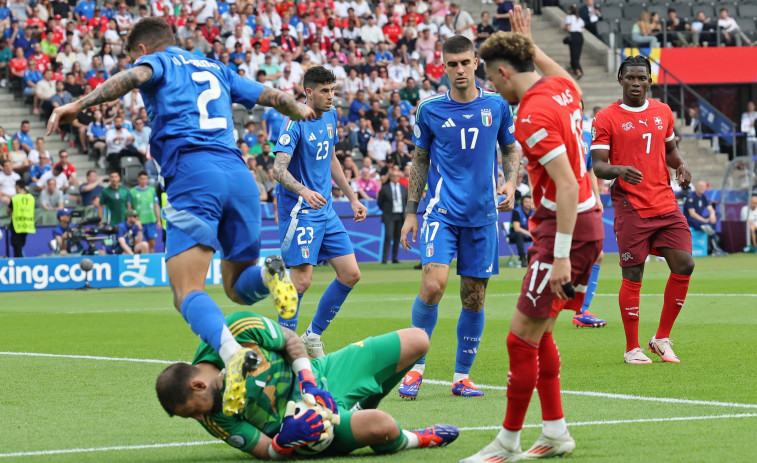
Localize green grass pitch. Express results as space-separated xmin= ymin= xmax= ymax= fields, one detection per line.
xmin=1 ymin=254 xmax=756 ymax=462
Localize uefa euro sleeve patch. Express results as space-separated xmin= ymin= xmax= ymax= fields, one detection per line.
xmin=526 ymin=128 xmax=548 ymax=148
xmin=279 ymin=134 xmax=291 ymax=145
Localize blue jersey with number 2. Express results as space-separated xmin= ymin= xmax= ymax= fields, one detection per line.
xmin=136 ymin=46 xmax=265 ymax=181
xmin=274 ymin=108 xmax=339 ymax=221
xmin=412 ymin=88 xmax=515 ymax=227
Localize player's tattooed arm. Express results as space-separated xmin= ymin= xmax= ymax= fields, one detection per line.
xmin=460 ymin=276 xmax=489 ymax=312
xmin=500 ymin=143 xmax=519 ymax=185
xmin=405 ymin=146 xmax=430 ymax=215
xmin=272 ymin=152 xmax=305 ymax=195
xmin=282 ymin=327 xmax=309 ymax=364
xmin=77 ymin=65 xmax=154 ymax=110
xmin=257 ymin=87 xmax=315 ymax=121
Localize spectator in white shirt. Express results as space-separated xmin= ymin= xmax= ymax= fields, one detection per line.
xmin=717 ymin=8 xmax=751 ymax=46
xmin=742 ymin=101 xmax=757 ymax=157
xmin=225 ymin=25 xmax=249 ymax=52
xmin=0 ymin=159 xmax=20 ymax=204
xmin=105 ymin=116 xmax=134 ymax=172
xmin=741 ymin=195 xmax=757 ymax=251
xmin=36 ymin=164 xmax=68 ymax=192
xmin=27 ymin=138 xmax=50 ymax=165
xmin=353 ymin=0 xmax=372 ymax=18
xmin=239 ymin=51 xmax=258 ymax=77
xmin=114 ymin=3 xmax=134 ymax=36
xmin=122 ymin=88 xmax=144 ymax=120
xmin=449 ymin=3 xmax=475 ymax=42
xmin=39 ymin=178 xmax=64 ymax=210
xmin=275 ymin=66 xmax=298 ymax=93
xmin=343 ymin=68 xmax=363 ymax=101
xmin=132 ymin=118 xmax=151 ymax=159
xmin=192 ymin=0 xmax=218 ymax=24
xmin=361 ymin=16 xmax=385 ymax=45
xmin=367 ymin=126 xmax=392 ymax=168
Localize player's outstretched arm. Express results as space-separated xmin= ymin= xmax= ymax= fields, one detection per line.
xmin=664 ymin=139 xmax=691 ymax=188
xmin=47 ymin=65 xmax=154 ymax=135
xmin=273 ymin=152 xmax=327 ymax=209
xmin=509 ymin=5 xmax=582 ymax=99
xmin=257 ymin=87 xmax=315 ymax=122
xmin=497 ymin=142 xmax=520 ymax=212
xmin=400 ymin=146 xmax=430 ymax=251
xmin=330 ymin=153 xmax=367 ymax=222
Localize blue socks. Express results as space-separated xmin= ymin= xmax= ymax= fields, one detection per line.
xmin=410 ymin=296 xmax=439 ymax=365
xmin=581 ymin=264 xmax=601 ymax=314
xmin=306 ymin=279 xmax=353 ymax=336
xmin=233 ymin=265 xmax=270 ymax=305
xmin=181 ymin=291 xmax=228 ymax=352
xmin=455 ymin=307 xmax=485 ymax=374
xmin=279 ymin=292 xmax=304 ymax=331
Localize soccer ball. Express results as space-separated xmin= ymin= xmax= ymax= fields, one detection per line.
xmin=291 ymin=401 xmax=336 ymax=455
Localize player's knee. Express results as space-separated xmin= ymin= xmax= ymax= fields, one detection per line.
xmin=595 ymin=250 xmax=604 ymax=265
xmin=339 ymin=267 xmax=361 ymax=287
xmin=403 ymin=327 xmax=430 ymax=357
xmin=223 ymin=283 xmax=245 ymax=305
xmin=420 ymin=280 xmax=446 ymax=302
xmin=360 ymin=410 xmax=400 ymax=442
xmin=622 ymin=266 xmax=643 ymax=282
xmin=673 ymin=256 xmax=695 ymax=276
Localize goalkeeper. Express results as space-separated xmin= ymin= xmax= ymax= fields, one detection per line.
xmin=156 ymin=311 xmax=458 ymax=459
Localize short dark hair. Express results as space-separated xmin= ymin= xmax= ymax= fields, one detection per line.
xmin=479 ymin=31 xmax=536 ymax=73
xmin=21 ymin=120 xmax=29 ymax=125
xmin=303 ymin=65 xmax=337 ymax=91
xmin=108 ymin=170 xmax=121 ymax=177
xmin=442 ymin=35 xmax=475 ymax=56
xmin=86 ymin=169 xmax=96 ymax=176
xmin=137 ymin=170 xmax=148 ymax=177
xmin=156 ymin=363 xmax=197 ymax=417
xmin=125 ymin=17 xmax=175 ymax=54
xmin=617 ymin=55 xmax=651 ymax=81
xmin=53 ymin=164 xmax=64 ymax=175
xmin=16 ymin=179 xmax=26 ymax=189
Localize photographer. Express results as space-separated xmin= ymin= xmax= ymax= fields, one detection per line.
xmin=106 ymin=209 xmax=148 ymax=255
xmin=52 ymin=208 xmax=85 ymax=255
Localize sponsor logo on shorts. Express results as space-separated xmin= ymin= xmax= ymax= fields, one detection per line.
xmin=301 ymin=246 xmax=310 ymax=258
xmin=425 ymin=242 xmax=434 ymax=257
xmin=622 ymin=122 xmax=635 ymax=131
xmin=621 ymin=252 xmax=633 ymax=261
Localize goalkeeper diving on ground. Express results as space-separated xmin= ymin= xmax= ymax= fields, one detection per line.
xmin=156 ymin=311 xmax=458 ymax=459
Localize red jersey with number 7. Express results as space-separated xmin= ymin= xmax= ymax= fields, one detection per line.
xmin=591 ymin=99 xmax=677 ymax=218
xmin=515 ymin=76 xmax=596 ymax=215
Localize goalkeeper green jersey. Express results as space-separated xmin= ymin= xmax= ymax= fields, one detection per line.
xmin=129 ymin=186 xmax=158 ymax=224
xmin=192 ymin=311 xmax=301 ymax=452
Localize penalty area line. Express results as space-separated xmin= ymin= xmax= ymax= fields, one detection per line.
xmin=3 ymin=414 xmax=756 ymax=458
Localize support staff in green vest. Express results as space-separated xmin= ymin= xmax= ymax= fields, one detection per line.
xmin=129 ymin=170 xmax=161 ymax=253
xmin=99 ymin=171 xmax=129 ymax=226
xmin=7 ymin=179 xmax=35 ymax=257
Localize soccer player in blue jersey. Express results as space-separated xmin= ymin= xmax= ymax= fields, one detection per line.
xmin=46 ymin=17 xmax=315 ymax=416
xmin=398 ymin=36 xmax=520 ymax=399
xmin=272 ymin=66 xmax=368 ymax=358
xmin=572 ymin=108 xmax=608 ymax=328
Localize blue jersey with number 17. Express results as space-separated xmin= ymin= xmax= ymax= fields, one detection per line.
xmin=136 ymin=46 xmax=265 ymax=181
xmin=274 ymin=108 xmax=339 ymax=221
xmin=413 ymin=88 xmax=515 ymax=227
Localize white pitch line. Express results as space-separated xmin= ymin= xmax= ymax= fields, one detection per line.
xmin=457 ymin=413 xmax=757 ymax=432
xmin=3 ymin=414 xmax=756 ymax=458
xmin=3 ymin=352 xmax=757 ymax=409
xmin=0 ymin=440 xmax=221 ymax=458
xmin=421 ymin=379 xmax=757 ymax=409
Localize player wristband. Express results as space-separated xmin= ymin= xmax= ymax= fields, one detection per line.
xmin=268 ymin=440 xmax=291 ymax=458
xmin=554 ymin=232 xmax=572 ymax=259
xmin=405 ymin=200 xmax=419 ymax=215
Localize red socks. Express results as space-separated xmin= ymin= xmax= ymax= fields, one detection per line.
xmin=536 ymin=332 xmax=564 ymax=421
xmin=504 ymin=331 xmax=539 ymax=431
xmin=656 ymin=273 xmax=690 ymax=339
xmin=619 ymin=279 xmax=642 ymax=351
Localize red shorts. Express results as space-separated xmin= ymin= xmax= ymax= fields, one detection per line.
xmin=516 ymin=208 xmax=604 ymax=319
xmin=614 ymin=207 xmax=692 ymax=267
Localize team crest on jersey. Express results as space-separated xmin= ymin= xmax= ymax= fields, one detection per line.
xmin=425 ymin=242 xmax=434 ymax=257
xmin=301 ymin=246 xmax=310 ymax=258
xmin=622 ymin=122 xmax=635 ymax=131
xmin=654 ymin=116 xmax=663 ymax=130
xmin=326 ymin=123 xmax=333 ymax=138
xmin=481 ymin=109 xmax=493 ymax=127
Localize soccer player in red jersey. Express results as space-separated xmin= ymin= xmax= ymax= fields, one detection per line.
xmin=462 ymin=6 xmax=603 ymax=461
xmin=591 ymin=55 xmax=694 ymax=365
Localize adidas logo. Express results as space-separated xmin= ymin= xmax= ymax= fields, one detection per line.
xmin=442 ymin=118 xmax=456 ymax=128
xmin=308 ymin=133 xmax=316 ymax=141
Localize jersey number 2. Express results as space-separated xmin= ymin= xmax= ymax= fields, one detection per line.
xmin=192 ymin=71 xmax=227 ymax=130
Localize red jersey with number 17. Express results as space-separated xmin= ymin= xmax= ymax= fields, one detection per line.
xmin=591 ymin=99 xmax=677 ymax=218
xmin=515 ymin=77 xmax=596 ymax=216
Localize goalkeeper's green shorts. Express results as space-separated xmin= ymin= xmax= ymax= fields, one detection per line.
xmin=312 ymin=331 xmax=403 ymax=456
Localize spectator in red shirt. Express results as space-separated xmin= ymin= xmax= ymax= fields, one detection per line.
xmin=425 ymin=50 xmax=444 ymax=86
xmin=53 ymin=150 xmax=79 ymax=186
xmin=403 ymin=2 xmax=423 ymax=26
xmin=250 ymin=27 xmax=271 ymax=53
xmin=383 ymin=18 xmax=403 ymax=43
xmin=9 ymin=47 xmax=27 ymax=82
xmin=277 ymin=0 xmax=295 ymax=17
xmin=313 ymin=6 xmax=328 ymax=28
xmin=87 ymin=67 xmax=106 ymax=89
xmin=88 ymin=7 xmax=109 ymax=33
xmin=25 ymin=5 xmax=46 ymax=32
xmin=30 ymin=43 xmax=50 ymax=73
xmin=201 ymin=17 xmax=220 ymax=43
xmin=77 ymin=16 xmax=92 ymax=36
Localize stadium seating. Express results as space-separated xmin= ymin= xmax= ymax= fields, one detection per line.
xmin=119 ymin=156 xmax=143 ymax=188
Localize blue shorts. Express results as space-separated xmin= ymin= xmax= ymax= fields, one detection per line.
xmin=279 ymin=209 xmax=354 ymax=267
xmin=420 ymin=215 xmax=499 ymax=278
xmin=163 ymin=152 xmax=261 ymax=261
xmin=142 ymin=222 xmax=157 ymax=240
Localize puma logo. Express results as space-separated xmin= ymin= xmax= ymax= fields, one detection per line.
xmin=639 ymin=119 xmax=649 ymax=127
xmin=525 ymin=292 xmax=541 ymax=306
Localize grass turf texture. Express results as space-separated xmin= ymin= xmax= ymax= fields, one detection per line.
xmin=1 ymin=254 xmax=756 ymax=462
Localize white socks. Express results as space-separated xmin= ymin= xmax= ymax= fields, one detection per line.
xmin=410 ymin=363 xmax=425 ymax=374
xmin=452 ymin=372 xmax=469 ymax=383
xmin=403 ymin=430 xmax=420 ymax=449
xmin=497 ymin=427 xmax=521 ymax=450
xmin=542 ymin=418 xmax=568 ymax=439
xmin=219 ymin=327 xmax=242 ymax=366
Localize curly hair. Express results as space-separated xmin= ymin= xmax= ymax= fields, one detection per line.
xmin=617 ymin=55 xmax=651 ymax=81
xmin=303 ymin=65 xmax=337 ymax=91
xmin=478 ymin=32 xmax=535 ymax=73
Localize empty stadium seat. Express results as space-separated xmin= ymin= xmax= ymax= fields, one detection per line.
xmin=602 ymin=5 xmax=624 ymax=21
xmin=120 ymin=156 xmax=143 ymax=188
xmin=739 ymin=4 xmax=757 ymax=17
xmin=35 ymin=209 xmax=58 ymax=226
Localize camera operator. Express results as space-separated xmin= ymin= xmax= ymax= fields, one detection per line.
xmin=106 ymin=209 xmax=148 ymax=255
xmin=52 ymin=208 xmax=85 ymax=255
